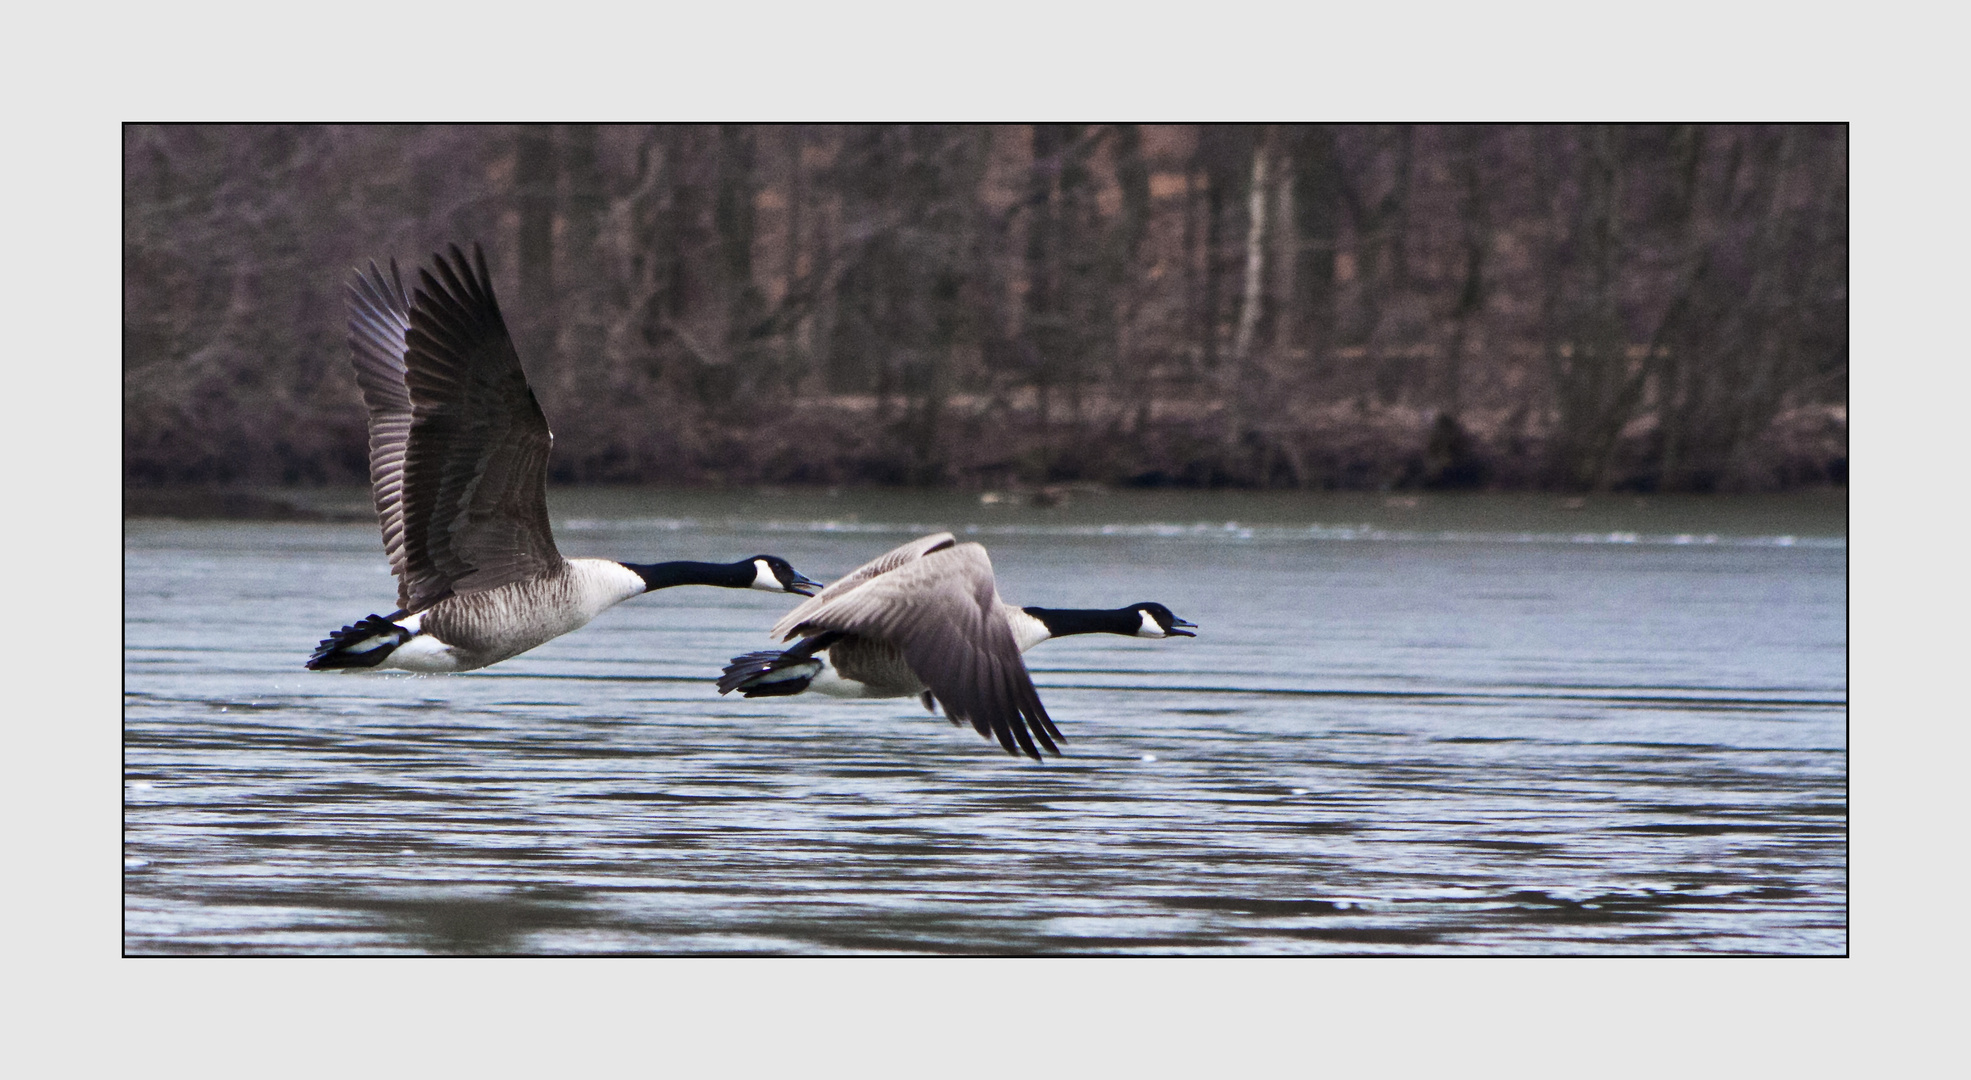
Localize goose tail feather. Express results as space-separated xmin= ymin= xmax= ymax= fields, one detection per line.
xmin=717 ymin=649 xmax=821 ymax=697
xmin=306 ymin=614 xmax=411 ymax=670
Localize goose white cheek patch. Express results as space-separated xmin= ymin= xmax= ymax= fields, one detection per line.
xmin=751 ymin=559 xmax=781 ymax=591
xmin=1137 ymin=609 xmax=1167 ymax=637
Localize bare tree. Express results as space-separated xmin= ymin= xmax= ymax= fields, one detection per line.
xmin=123 ymin=124 xmax=1846 ymax=493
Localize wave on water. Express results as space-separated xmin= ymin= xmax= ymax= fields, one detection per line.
xmin=558 ymin=517 xmax=1845 ymax=550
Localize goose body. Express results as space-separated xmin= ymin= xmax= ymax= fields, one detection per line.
xmin=307 ymin=244 xmax=816 ymax=674
xmin=717 ymin=533 xmax=1196 ymax=760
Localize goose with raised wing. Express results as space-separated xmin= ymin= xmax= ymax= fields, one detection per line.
xmin=716 ymin=533 xmax=1197 ymax=760
xmin=306 ymin=244 xmax=818 ymax=674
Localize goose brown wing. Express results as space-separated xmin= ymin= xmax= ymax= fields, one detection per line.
xmin=770 ymin=532 xmax=957 ymax=640
xmin=784 ymin=543 xmax=1063 ymax=760
xmin=345 ymin=260 xmax=416 ymax=604
xmin=393 ymin=243 xmax=561 ymax=611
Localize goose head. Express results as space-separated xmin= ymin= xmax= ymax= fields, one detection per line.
xmin=1128 ymin=602 xmax=1197 ymax=638
xmin=750 ymin=556 xmax=822 ymax=595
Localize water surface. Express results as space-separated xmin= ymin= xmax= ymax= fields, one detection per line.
xmin=124 ymin=488 xmax=1847 ymax=954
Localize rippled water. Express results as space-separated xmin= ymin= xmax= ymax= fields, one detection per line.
xmin=124 ymin=488 xmax=1847 ymax=954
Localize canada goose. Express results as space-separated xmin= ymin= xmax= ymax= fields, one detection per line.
xmin=306 ymin=244 xmax=819 ymax=673
xmin=716 ymin=533 xmax=1197 ymax=760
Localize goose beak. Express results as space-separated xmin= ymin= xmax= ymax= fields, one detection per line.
xmin=785 ymin=572 xmax=822 ymax=597
xmin=1165 ymin=616 xmax=1198 ymax=637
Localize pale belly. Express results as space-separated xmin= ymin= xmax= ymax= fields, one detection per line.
xmin=380 ymin=632 xmax=473 ymax=672
xmin=375 ymin=591 xmax=606 ymax=673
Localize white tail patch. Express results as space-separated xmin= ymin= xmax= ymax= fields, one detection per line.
xmin=804 ymin=653 xmax=889 ymax=698
xmin=754 ymin=659 xmax=822 ymax=685
xmin=382 ymin=633 xmax=464 ymax=672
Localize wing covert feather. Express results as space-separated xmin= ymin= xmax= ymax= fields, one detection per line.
xmin=771 ymin=532 xmax=957 ymax=640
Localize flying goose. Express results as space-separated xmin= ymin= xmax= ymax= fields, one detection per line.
xmin=306 ymin=244 xmax=819 ymax=674
xmin=716 ymin=533 xmax=1197 ymax=760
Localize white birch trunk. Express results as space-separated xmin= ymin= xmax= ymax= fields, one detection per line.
xmin=1231 ymin=141 xmax=1270 ymax=362
xmin=1224 ymin=136 xmax=1273 ymax=464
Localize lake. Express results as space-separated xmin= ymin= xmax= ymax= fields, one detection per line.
xmin=123 ymin=487 xmax=1847 ymax=955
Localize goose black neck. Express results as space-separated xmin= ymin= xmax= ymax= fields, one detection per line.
xmin=622 ymin=560 xmax=751 ymax=591
xmin=1023 ymin=606 xmax=1140 ymax=638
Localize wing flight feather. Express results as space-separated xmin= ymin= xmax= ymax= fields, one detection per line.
xmin=345 ymin=260 xmax=416 ymax=607
xmin=344 ymin=243 xmax=561 ymax=614
xmin=779 ymin=540 xmax=1061 ymax=759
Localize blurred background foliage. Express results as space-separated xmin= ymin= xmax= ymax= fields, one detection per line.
xmin=124 ymin=124 xmax=1846 ymax=493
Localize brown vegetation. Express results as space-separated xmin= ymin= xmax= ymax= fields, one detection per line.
xmin=123 ymin=124 xmax=1846 ymax=493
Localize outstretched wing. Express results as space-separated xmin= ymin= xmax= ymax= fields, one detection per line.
xmin=351 ymin=243 xmax=561 ymax=613
xmin=770 ymin=532 xmax=957 ymax=640
xmin=783 ymin=542 xmax=1063 ymax=760
xmin=345 ymin=259 xmax=416 ymax=604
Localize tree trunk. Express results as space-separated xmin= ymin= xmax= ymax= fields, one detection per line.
xmin=559 ymin=123 xmax=605 ymax=387
xmin=784 ymin=124 xmax=808 ymax=392
xmin=1443 ymin=124 xmax=1489 ymax=418
xmin=1109 ymin=124 xmax=1153 ymax=437
xmin=514 ymin=124 xmax=556 ymax=364
xmin=1287 ymin=125 xmax=1341 ymax=381
xmin=1223 ymin=131 xmax=1274 ymax=473
xmin=715 ymin=123 xmax=764 ymax=400
xmin=1231 ymin=134 xmax=1270 ymax=363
